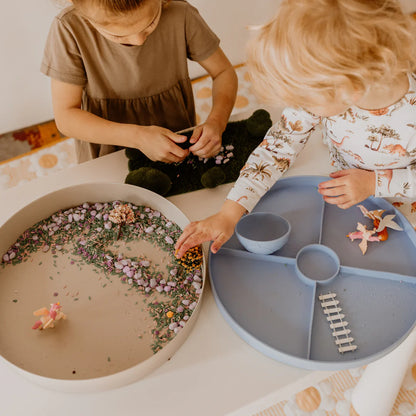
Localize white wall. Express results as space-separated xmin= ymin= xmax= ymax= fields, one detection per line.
xmin=1 ymin=0 xmax=415 ymax=134
xmin=0 ymin=0 xmax=278 ymax=134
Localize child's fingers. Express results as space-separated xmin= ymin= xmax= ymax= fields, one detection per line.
xmin=190 ymin=137 xmax=220 ymax=158
xmin=189 ymin=140 xmax=208 ymax=155
xmin=211 ymin=233 xmax=228 ymax=253
xmin=189 ymin=131 xmax=209 ymax=151
xmin=175 ymin=224 xmax=194 ymax=250
xmin=329 ymin=169 xmax=356 ymax=178
xmin=337 ymin=201 xmax=354 ymax=209
xmin=174 ymin=240 xmax=189 ymax=259
xmin=318 ymin=183 xmax=346 ymax=197
xmin=163 ymin=151 xmax=188 ymax=163
xmin=322 ymin=194 xmax=351 ymax=208
xmin=175 ymin=234 xmax=202 ymax=259
xmin=318 ymin=176 xmax=344 ymax=190
xmin=190 ymin=126 xmax=203 ymax=144
xmin=168 ymin=133 xmax=188 ymax=143
xmin=175 ymin=224 xmax=204 ymax=258
xmin=329 ymin=170 xmax=345 ymax=178
xmin=166 ymin=140 xmax=189 ymax=160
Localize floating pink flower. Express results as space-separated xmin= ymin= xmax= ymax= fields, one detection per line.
xmin=32 ymin=302 xmax=67 ymax=330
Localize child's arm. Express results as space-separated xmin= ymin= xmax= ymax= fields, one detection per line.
xmin=176 ymin=108 xmax=320 ymax=255
xmin=51 ymin=79 xmax=190 ymax=163
xmin=320 ymin=162 xmax=416 ymax=209
xmin=175 ymin=199 xmax=247 ymax=258
xmin=188 ymin=47 xmax=238 ymax=158
xmin=318 ymin=169 xmax=376 ymax=209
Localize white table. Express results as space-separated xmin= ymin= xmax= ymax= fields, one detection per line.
xmin=0 ymin=128 xmax=337 ymax=416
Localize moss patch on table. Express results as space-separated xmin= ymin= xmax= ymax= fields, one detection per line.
xmin=125 ymin=109 xmax=273 ymax=196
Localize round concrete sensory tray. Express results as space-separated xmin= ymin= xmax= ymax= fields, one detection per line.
xmin=209 ymin=175 xmax=416 ymax=370
xmin=0 ymin=183 xmax=205 ymax=392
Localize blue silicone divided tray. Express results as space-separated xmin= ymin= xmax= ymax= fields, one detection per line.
xmin=209 ymin=176 xmax=416 ymax=370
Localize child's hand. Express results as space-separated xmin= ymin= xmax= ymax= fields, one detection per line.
xmin=318 ymin=169 xmax=376 ymax=209
xmin=175 ymin=200 xmax=247 ymax=257
xmin=188 ymin=120 xmax=222 ymax=158
xmin=175 ymin=212 xmax=234 ymax=257
xmin=133 ymin=126 xmax=190 ymax=163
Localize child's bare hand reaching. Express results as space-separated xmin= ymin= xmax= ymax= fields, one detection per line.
xmin=133 ymin=125 xmax=190 ymax=163
xmin=175 ymin=200 xmax=247 ymax=258
xmin=188 ymin=119 xmax=223 ymax=158
xmin=318 ymin=169 xmax=376 ymax=209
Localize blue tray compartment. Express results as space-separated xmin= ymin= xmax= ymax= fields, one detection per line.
xmin=210 ymin=249 xmax=315 ymax=360
xmin=309 ymin=268 xmax=416 ymax=367
xmin=321 ymin=199 xmax=416 ymax=276
xmin=253 ymin=178 xmax=325 ymax=258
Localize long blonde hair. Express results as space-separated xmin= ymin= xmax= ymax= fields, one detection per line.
xmin=247 ymin=0 xmax=416 ymax=108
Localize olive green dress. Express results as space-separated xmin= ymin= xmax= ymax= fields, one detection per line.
xmin=41 ymin=1 xmax=220 ymax=162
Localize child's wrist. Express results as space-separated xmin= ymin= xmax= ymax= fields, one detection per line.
xmin=123 ymin=124 xmax=145 ymax=149
xmin=221 ymin=199 xmax=247 ymax=223
xmin=206 ymin=114 xmax=228 ymax=133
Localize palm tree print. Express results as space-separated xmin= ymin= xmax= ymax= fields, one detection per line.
xmin=259 ymin=139 xmax=284 ymax=152
xmin=279 ymin=115 xmax=290 ymax=132
xmin=365 ymin=125 xmax=400 ymax=151
xmin=329 ymin=147 xmax=350 ymax=169
xmin=366 ymin=134 xmax=379 ymax=150
xmin=336 ymin=108 xmax=356 ymax=123
xmin=402 ymin=182 xmax=411 ymax=195
xmin=269 ymin=129 xmax=293 ymax=145
xmin=241 ymin=161 xmax=272 ymax=181
xmin=272 ymin=156 xmax=291 ymax=172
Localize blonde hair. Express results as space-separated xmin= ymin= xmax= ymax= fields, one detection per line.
xmin=247 ymin=0 xmax=416 ymax=108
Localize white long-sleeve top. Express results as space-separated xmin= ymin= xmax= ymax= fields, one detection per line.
xmin=228 ymin=73 xmax=416 ymax=212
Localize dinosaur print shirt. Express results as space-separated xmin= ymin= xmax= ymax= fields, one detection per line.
xmin=227 ymin=73 xmax=416 ymax=212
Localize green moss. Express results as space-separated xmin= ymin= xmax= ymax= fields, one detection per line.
xmin=124 ymin=109 xmax=272 ymax=196
xmin=201 ymin=167 xmax=226 ymax=188
xmin=246 ymin=109 xmax=273 ymax=138
xmin=125 ymin=167 xmax=172 ymax=196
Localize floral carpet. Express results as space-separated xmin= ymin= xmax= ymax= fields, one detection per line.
xmin=252 ymin=359 xmax=416 ymax=416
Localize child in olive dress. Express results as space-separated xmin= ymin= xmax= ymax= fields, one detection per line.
xmin=42 ymin=0 xmax=237 ymax=163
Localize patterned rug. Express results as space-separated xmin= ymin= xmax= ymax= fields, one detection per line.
xmin=251 ymin=356 xmax=416 ymax=415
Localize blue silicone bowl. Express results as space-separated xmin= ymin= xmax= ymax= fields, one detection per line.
xmin=235 ymin=212 xmax=291 ymax=254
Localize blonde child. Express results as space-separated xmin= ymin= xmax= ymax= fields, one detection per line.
xmin=175 ymin=0 xmax=416 ymax=258
xmin=41 ymin=0 xmax=237 ymax=163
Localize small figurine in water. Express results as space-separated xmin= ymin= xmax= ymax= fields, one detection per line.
xmin=32 ymin=302 xmax=66 ymax=330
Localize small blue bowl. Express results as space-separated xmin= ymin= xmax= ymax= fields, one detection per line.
xmin=235 ymin=212 xmax=291 ymax=254
xmin=295 ymin=244 xmax=340 ymax=285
